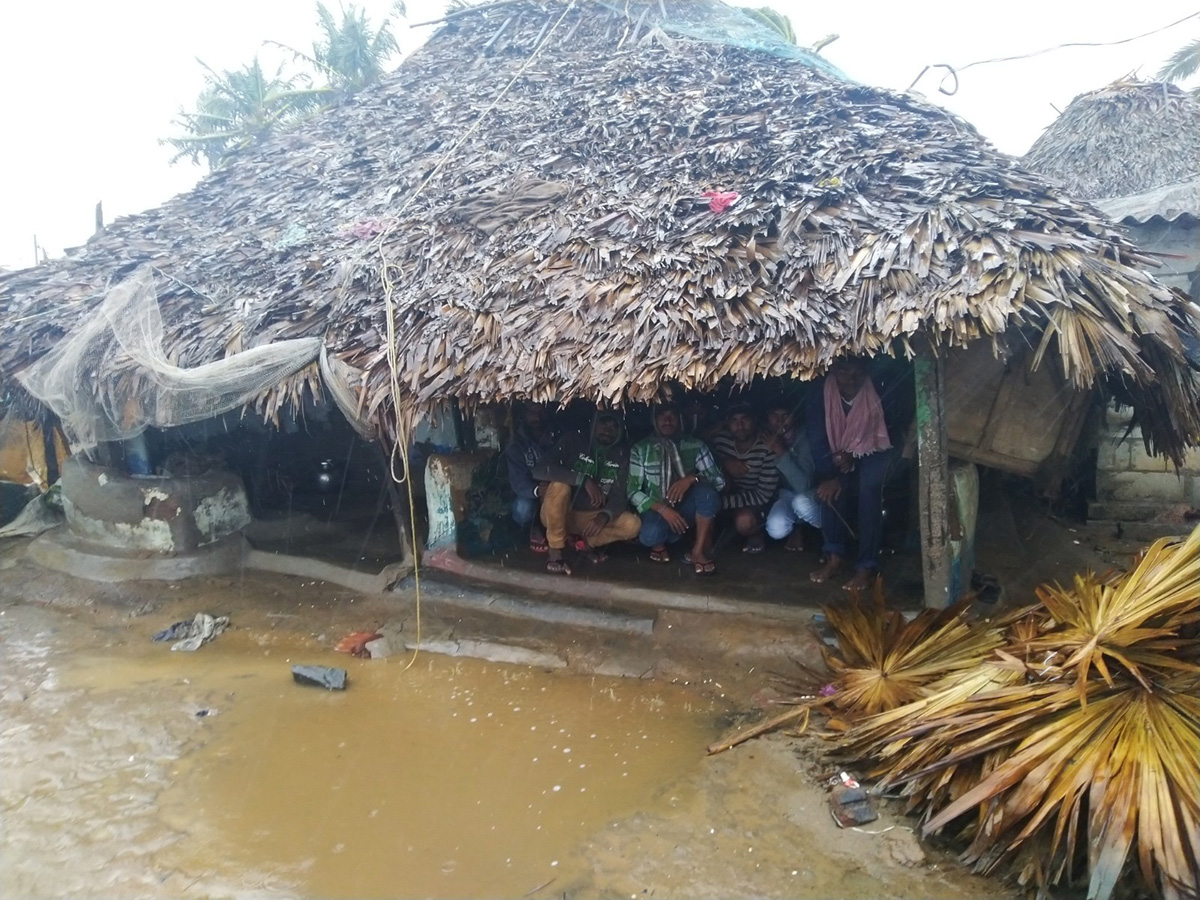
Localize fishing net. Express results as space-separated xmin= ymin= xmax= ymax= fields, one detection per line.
xmin=596 ymin=0 xmax=847 ymax=77
xmin=17 ymin=267 xmax=322 ymax=451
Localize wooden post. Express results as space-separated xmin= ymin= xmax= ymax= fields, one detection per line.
xmin=914 ymin=346 xmax=952 ymax=609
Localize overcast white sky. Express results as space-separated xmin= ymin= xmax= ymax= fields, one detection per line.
xmin=1 ymin=0 xmax=1197 ymax=270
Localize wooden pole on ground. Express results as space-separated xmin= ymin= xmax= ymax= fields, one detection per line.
xmin=914 ymin=344 xmax=952 ymax=609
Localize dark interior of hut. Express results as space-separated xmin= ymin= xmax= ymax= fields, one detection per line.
xmin=113 ymin=353 xmax=1101 ymax=611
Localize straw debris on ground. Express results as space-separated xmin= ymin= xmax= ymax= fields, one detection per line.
xmin=713 ymin=528 xmax=1200 ymax=900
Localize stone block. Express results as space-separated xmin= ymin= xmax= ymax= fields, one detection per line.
xmin=291 ymin=665 xmax=347 ymax=690
xmin=1088 ymin=501 xmax=1167 ymax=523
xmin=1180 ymin=447 xmax=1200 ymax=475
xmin=1127 ymin=442 xmax=1169 ymax=473
xmin=1096 ymin=471 xmax=1186 ymax=504
xmin=1096 ymin=441 xmax=1130 ymax=472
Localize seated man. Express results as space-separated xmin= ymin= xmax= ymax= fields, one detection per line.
xmin=711 ymin=403 xmax=779 ymax=553
xmin=807 ymin=357 xmax=896 ymax=592
xmin=628 ymin=403 xmax=725 ymax=575
xmin=504 ymin=402 xmax=557 ymax=552
xmin=762 ymin=402 xmax=822 ymax=550
xmin=530 ymin=412 xmax=641 ymax=576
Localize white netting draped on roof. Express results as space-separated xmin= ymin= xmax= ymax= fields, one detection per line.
xmin=17 ymin=268 xmax=322 ymax=449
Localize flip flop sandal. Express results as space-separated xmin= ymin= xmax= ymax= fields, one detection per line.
xmin=743 ymin=540 xmax=765 ymax=554
xmin=530 ymin=537 xmax=549 ymax=554
xmin=692 ymin=559 xmax=717 ymax=576
xmin=545 ymin=559 xmax=572 ymax=576
xmin=649 ymin=548 xmax=671 ymax=563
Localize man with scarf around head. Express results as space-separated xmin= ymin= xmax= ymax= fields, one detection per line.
xmin=504 ymin=402 xmax=557 ymax=552
xmin=627 ymin=403 xmax=725 ymax=575
xmin=530 ymin=412 xmax=642 ymax=576
xmin=806 ymin=357 xmax=896 ymax=592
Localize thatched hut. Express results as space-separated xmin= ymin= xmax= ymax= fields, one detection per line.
xmin=1024 ymin=78 xmax=1200 ymax=301
xmin=1024 ymin=79 xmax=1200 ymax=536
xmin=2 ymin=1 xmax=1199 ymax=600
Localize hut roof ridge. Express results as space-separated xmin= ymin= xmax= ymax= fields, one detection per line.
xmin=3 ymin=0 xmax=1199 ymax=459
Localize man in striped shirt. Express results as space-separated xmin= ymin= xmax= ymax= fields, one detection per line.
xmin=712 ymin=403 xmax=780 ymax=554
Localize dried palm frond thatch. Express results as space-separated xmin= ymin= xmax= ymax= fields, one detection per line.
xmin=839 ymin=529 xmax=1200 ymax=900
xmin=1023 ymin=78 xmax=1200 ymax=208
xmin=2 ymin=2 xmax=1198 ymax=459
xmin=819 ymin=588 xmax=1004 ymax=717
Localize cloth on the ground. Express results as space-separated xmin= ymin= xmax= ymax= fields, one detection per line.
xmin=539 ymin=481 xmax=641 ymax=550
xmin=153 ymin=613 xmax=230 ymax=651
xmin=823 ymin=376 xmax=891 ymax=459
xmin=712 ymin=433 xmax=779 ymax=511
xmin=627 ymin=412 xmax=725 ymax=514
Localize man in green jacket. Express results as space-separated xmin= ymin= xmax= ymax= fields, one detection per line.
xmin=627 ymin=404 xmax=725 ymax=575
xmin=531 ymin=412 xmax=641 ymax=575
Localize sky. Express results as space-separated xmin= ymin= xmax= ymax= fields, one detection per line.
xmin=1 ymin=0 xmax=1197 ymax=271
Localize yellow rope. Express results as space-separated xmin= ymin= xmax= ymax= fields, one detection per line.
xmin=375 ymin=0 xmax=580 ymax=670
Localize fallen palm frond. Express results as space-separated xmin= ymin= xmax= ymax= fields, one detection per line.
xmin=837 ymin=526 xmax=1200 ymax=900
xmin=819 ymin=585 xmax=1004 ymax=717
xmin=707 ymin=582 xmax=1000 ymax=754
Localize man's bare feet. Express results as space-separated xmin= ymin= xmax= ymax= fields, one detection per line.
xmin=810 ymin=554 xmax=844 ymax=583
xmin=842 ymin=569 xmax=875 ymax=593
xmin=785 ymin=532 xmax=805 ymax=552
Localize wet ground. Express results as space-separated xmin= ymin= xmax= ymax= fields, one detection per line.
xmin=0 ymin=550 xmax=1019 ymax=900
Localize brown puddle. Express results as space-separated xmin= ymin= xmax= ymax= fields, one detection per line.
xmin=53 ymin=625 xmax=725 ymax=899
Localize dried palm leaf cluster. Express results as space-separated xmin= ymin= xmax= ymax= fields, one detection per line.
xmin=1 ymin=1 xmax=1198 ymax=457
xmin=727 ymin=530 xmax=1200 ymax=900
xmin=1024 ymin=79 xmax=1200 ymax=203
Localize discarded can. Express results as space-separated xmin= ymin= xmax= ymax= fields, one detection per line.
xmin=829 ymin=771 xmax=877 ymax=828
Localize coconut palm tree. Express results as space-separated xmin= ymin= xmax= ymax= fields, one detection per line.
xmin=740 ymin=6 xmax=796 ymax=44
xmin=163 ymin=58 xmax=328 ymax=168
xmin=310 ymin=1 xmax=403 ymax=92
xmin=1157 ymin=37 xmax=1200 ymax=95
xmin=165 ymin=4 xmax=405 ymax=168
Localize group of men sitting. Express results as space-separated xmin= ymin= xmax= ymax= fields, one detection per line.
xmin=504 ymin=358 xmax=899 ymax=591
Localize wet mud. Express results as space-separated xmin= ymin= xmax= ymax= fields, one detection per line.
xmin=0 ymin=559 xmax=1015 ymax=899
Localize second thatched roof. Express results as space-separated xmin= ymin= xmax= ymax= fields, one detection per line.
xmin=2 ymin=1 xmax=1199 ymax=458
xmin=1024 ymin=79 xmax=1200 ymax=221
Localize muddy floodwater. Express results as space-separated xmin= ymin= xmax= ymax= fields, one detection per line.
xmin=2 ymin=602 xmax=721 ymax=899
xmin=0 ymin=564 xmax=1014 ymax=900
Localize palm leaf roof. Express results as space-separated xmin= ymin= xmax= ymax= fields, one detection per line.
xmin=1024 ymin=79 xmax=1200 ymax=222
xmin=2 ymin=0 xmax=1199 ymax=457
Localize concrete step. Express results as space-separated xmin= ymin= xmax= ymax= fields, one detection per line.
xmin=1085 ymin=519 xmax=1192 ymax=543
xmin=1087 ymin=501 xmax=1173 ymax=523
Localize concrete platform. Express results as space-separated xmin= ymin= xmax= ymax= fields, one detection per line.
xmin=27 ymin=527 xmax=249 ymax=582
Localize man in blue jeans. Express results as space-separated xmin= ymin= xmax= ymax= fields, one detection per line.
xmin=627 ymin=404 xmax=725 ymax=575
xmin=807 ymin=358 xmax=896 ymax=591
xmin=762 ymin=403 xmax=822 ymax=550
